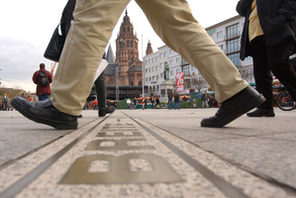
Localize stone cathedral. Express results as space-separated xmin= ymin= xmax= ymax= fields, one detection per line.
xmin=105 ymin=10 xmax=143 ymax=88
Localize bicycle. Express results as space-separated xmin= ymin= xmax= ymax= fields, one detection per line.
xmin=276 ymin=87 xmax=296 ymax=111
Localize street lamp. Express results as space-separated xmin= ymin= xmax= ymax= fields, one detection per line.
xmin=115 ymin=65 xmax=119 ymax=101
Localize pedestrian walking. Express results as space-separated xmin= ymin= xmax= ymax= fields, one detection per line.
xmin=48 ymin=0 xmax=114 ymax=117
xmin=1 ymin=93 xmax=9 ymax=111
xmin=126 ymin=98 xmax=132 ymax=109
xmin=237 ymin=0 xmax=296 ymax=117
xmin=11 ymin=0 xmax=265 ymax=129
xmin=133 ymin=98 xmax=137 ymax=109
xmin=201 ymin=91 xmax=209 ymax=108
xmin=32 ymin=63 xmax=53 ymax=101
xmin=167 ymin=90 xmax=174 ymax=110
xmin=155 ymin=97 xmax=160 ymax=109
xmin=174 ymin=91 xmax=180 ymax=110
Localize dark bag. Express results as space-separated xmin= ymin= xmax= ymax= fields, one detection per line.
xmin=38 ymin=71 xmax=49 ymax=87
xmin=43 ymin=25 xmax=65 ymax=62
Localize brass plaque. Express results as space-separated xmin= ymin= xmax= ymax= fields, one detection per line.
xmin=60 ymin=153 xmax=183 ymax=184
xmin=96 ymin=131 xmax=143 ymax=137
xmin=85 ymin=139 xmax=155 ymax=151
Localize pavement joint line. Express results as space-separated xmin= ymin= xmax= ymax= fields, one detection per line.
xmin=123 ymin=112 xmax=250 ymax=198
xmin=0 ymin=115 xmax=109 ymax=198
xmin=134 ymin=116 xmax=296 ymax=196
xmin=146 ymin=122 xmax=296 ymax=142
xmin=126 ymin=114 xmax=296 ymax=198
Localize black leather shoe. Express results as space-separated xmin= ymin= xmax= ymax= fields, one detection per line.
xmin=11 ymin=96 xmax=78 ymax=130
xmin=247 ymin=108 xmax=275 ymax=117
xmin=106 ymin=105 xmax=116 ymax=114
xmin=98 ymin=105 xmax=116 ymax=117
xmin=201 ymin=86 xmax=266 ymax=127
xmin=98 ymin=108 xmax=106 ymax=117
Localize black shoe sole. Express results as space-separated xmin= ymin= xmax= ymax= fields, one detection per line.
xmin=201 ymin=94 xmax=266 ymax=128
xmin=247 ymin=114 xmax=275 ymax=117
xmin=11 ymin=100 xmax=78 ymax=130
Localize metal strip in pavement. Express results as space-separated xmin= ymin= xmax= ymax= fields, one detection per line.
xmin=124 ymin=113 xmax=249 ymax=198
xmin=0 ymin=116 xmax=108 ymax=198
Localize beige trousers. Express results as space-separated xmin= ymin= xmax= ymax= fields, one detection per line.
xmin=51 ymin=0 xmax=248 ymax=116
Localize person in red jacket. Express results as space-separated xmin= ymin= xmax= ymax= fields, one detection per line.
xmin=32 ymin=63 xmax=53 ymax=101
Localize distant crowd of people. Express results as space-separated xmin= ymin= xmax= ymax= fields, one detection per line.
xmin=124 ymin=90 xmax=218 ymax=110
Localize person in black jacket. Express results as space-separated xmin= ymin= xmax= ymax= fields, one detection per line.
xmin=57 ymin=0 xmax=114 ymax=117
xmin=237 ymin=0 xmax=296 ymax=117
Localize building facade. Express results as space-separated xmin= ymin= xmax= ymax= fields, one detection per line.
xmin=206 ymin=15 xmax=254 ymax=82
xmin=104 ymin=10 xmax=143 ymax=100
xmin=143 ymin=15 xmax=254 ymax=98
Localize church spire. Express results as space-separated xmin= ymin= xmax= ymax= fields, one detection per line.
xmin=146 ymin=40 xmax=153 ymax=55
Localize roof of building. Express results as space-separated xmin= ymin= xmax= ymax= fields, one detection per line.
xmin=128 ymin=65 xmax=142 ymax=72
xmin=104 ymin=63 xmax=117 ymax=75
xmin=105 ymin=45 xmax=115 ymax=64
xmin=205 ymin=15 xmax=242 ymax=30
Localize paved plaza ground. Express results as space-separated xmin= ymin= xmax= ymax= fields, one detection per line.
xmin=0 ymin=108 xmax=295 ymax=198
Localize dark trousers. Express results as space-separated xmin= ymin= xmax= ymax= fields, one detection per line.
xmin=94 ymin=72 xmax=106 ymax=111
xmin=249 ymin=36 xmax=296 ymax=109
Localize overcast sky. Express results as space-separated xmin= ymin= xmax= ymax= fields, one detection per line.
xmin=0 ymin=0 xmax=239 ymax=92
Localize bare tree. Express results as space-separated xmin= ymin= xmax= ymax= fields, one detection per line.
xmin=191 ymin=73 xmax=208 ymax=93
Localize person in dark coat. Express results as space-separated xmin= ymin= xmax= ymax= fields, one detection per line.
xmin=58 ymin=0 xmax=114 ymax=117
xmin=237 ymin=0 xmax=296 ymax=117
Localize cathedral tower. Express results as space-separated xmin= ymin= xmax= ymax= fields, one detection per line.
xmin=115 ymin=10 xmax=141 ymax=86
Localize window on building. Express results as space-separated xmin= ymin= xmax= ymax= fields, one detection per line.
xmin=170 ymin=70 xmax=175 ymax=76
xmin=164 ymin=51 xmax=167 ymax=57
xmin=217 ymin=31 xmax=223 ymax=39
xmin=226 ymin=24 xmax=240 ymax=39
xmin=170 ymin=59 xmax=174 ymax=65
xmin=159 ymin=53 xmax=163 ymax=59
xmin=176 ymin=68 xmax=181 ymax=73
xmin=218 ymin=44 xmax=224 ymax=51
xmin=183 ymin=65 xmax=190 ymax=75
xmin=227 ymin=53 xmax=241 ymax=66
xmin=226 ymin=38 xmax=240 ymax=53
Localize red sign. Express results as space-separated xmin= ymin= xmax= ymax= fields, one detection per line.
xmin=175 ymin=72 xmax=184 ymax=92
